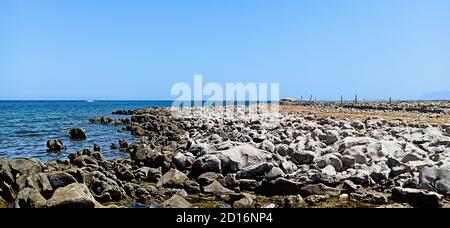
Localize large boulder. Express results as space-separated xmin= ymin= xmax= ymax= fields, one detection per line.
xmin=83 ymin=171 xmax=127 ymax=202
xmin=8 ymin=158 xmax=44 ymax=176
xmin=25 ymin=173 xmax=53 ymax=198
xmin=130 ymin=146 xmax=169 ymax=169
xmin=391 ymin=187 xmax=443 ymax=208
xmin=275 ymin=144 xmax=293 ymax=156
xmin=419 ymin=166 xmax=450 ymax=196
xmin=314 ymin=154 xmax=343 ymax=171
xmin=47 ymin=183 xmax=97 ymax=208
xmin=236 ymin=163 xmax=276 ymax=181
xmin=46 ymin=139 xmax=66 ymax=152
xmin=69 ymin=128 xmax=87 ymax=140
xmin=191 ymin=155 xmax=222 ymax=176
xmin=398 ymin=127 xmax=448 ymax=144
xmin=46 ymin=171 xmax=78 ymax=189
xmin=15 ymin=187 xmax=47 ymax=208
xmin=172 ymin=152 xmax=195 ymax=171
xmin=157 ymin=169 xmax=189 ymax=188
xmin=214 ymin=145 xmax=272 ymax=174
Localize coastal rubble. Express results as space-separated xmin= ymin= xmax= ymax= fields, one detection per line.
xmin=1 ymin=104 xmax=450 ymax=208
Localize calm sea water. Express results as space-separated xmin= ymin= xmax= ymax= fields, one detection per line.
xmin=0 ymin=101 xmax=174 ymax=162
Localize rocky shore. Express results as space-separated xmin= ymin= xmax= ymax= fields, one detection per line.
xmin=1 ymin=103 xmax=450 ymax=208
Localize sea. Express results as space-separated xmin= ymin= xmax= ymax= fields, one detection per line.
xmin=0 ymin=100 xmax=174 ymax=162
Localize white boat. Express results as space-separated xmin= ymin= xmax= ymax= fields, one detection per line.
xmin=86 ymin=100 xmax=95 ymax=103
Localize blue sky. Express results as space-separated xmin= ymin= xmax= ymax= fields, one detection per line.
xmin=1 ymin=0 xmax=449 ymax=100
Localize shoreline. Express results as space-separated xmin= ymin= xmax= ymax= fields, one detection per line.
xmin=1 ymin=102 xmax=450 ymax=208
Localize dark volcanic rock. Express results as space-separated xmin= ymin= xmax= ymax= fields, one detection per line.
xmin=46 ymin=139 xmax=66 ymax=152
xmin=89 ymin=116 xmax=113 ymax=125
xmin=391 ymin=187 xmax=443 ymax=208
xmin=69 ymin=128 xmax=87 ymax=140
xmin=258 ymin=178 xmax=301 ymax=196
xmin=46 ymin=171 xmax=77 ymax=189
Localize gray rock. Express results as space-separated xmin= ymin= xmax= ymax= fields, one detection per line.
xmin=189 ymin=144 xmax=211 ymax=157
xmin=322 ymin=165 xmax=337 ymax=176
xmin=46 ymin=139 xmax=66 ymax=152
xmin=130 ymin=146 xmax=168 ymax=169
xmin=290 ymin=151 xmax=316 ymax=165
xmin=172 ymin=152 xmax=194 ymax=171
xmin=349 ymin=169 xmax=373 ymax=186
xmin=419 ymin=166 xmax=450 ymax=196
xmin=281 ymin=160 xmax=298 ymax=174
xmin=46 ymin=171 xmax=77 ymax=189
xmin=342 ymin=147 xmax=368 ymax=164
xmin=191 ymin=155 xmax=222 ymax=176
xmin=265 ymin=166 xmax=285 ymax=180
xmin=369 ymin=164 xmax=391 ymax=184
xmin=47 ymin=183 xmax=97 ymax=208
xmin=391 ymin=187 xmax=443 ymax=208
xmin=275 ymin=144 xmax=293 ymax=156
xmin=9 ymin=158 xmax=44 ymax=176
xmin=83 ymin=171 xmax=127 ymax=202
xmin=134 ymin=166 xmax=161 ymax=183
xmin=323 ymin=130 xmax=340 ymax=145
xmin=157 ymin=169 xmax=189 ymax=188
xmin=340 ymin=155 xmax=356 ymax=170
xmin=342 ymin=180 xmax=359 ymax=192
xmin=236 ymin=163 xmax=274 ymax=180
xmin=300 ymin=183 xmax=341 ymax=197
xmin=203 ymin=180 xmax=234 ymax=195
xmin=197 ymin=172 xmax=219 ymax=186
xmin=314 ymin=154 xmax=343 ymax=171
xmin=25 ymin=173 xmax=53 ymax=197
xmin=15 ymin=187 xmax=47 ymax=208
xmin=73 ymin=155 xmax=98 ymax=167
xmin=69 ymin=128 xmax=87 ymax=140
xmin=261 ymin=140 xmax=275 ymax=153
xmin=215 ymin=145 xmax=272 ymax=174
xmin=161 ymin=195 xmax=192 ymax=208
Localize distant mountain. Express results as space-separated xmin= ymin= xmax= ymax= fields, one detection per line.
xmin=420 ymin=91 xmax=450 ymax=100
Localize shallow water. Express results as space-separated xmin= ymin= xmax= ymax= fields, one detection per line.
xmin=0 ymin=100 xmax=174 ymax=162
